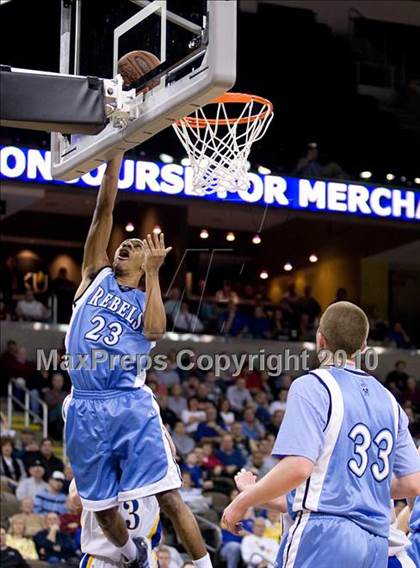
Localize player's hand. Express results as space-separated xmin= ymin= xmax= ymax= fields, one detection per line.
xmin=141 ymin=232 xmax=172 ymax=273
xmin=221 ymin=497 xmax=247 ymax=535
xmin=235 ymin=469 xmax=257 ymax=492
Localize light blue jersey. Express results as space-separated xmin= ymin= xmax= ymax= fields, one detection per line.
xmin=410 ymin=497 xmax=420 ymax=533
xmin=272 ymin=365 xmax=420 ymax=539
xmin=66 ymin=266 xmax=153 ymax=391
xmin=407 ymin=497 xmax=420 ymax=567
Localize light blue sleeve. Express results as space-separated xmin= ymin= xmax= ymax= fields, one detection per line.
xmin=271 ymin=374 xmax=330 ymax=463
xmin=392 ymin=406 xmax=420 ymax=478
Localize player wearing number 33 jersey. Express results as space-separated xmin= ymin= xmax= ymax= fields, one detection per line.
xmin=272 ymin=363 xmax=420 ymax=568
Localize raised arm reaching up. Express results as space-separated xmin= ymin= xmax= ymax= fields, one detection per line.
xmin=74 ymin=153 xmax=124 ymax=299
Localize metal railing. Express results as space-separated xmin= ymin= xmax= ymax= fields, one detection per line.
xmin=195 ymin=514 xmax=223 ymax=554
xmin=7 ymin=379 xmax=48 ymax=438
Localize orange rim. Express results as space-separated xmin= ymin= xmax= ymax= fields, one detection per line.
xmin=178 ymin=92 xmax=273 ymax=128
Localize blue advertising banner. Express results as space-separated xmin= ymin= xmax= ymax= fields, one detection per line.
xmin=1 ymin=145 xmax=419 ymax=222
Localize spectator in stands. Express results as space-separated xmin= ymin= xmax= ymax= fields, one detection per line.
xmin=181 ymin=397 xmax=206 ymax=435
xmin=230 ymin=422 xmax=252 ymax=457
xmin=6 ymin=518 xmax=38 ymax=561
xmin=254 ymin=391 xmax=271 ymax=426
xmin=240 ymin=517 xmax=278 ymax=567
xmin=258 ymin=438 xmax=279 ymax=477
xmin=17 ymin=430 xmax=39 ymax=469
xmin=0 ymin=413 xmax=16 ymax=440
xmin=220 ymin=302 xmax=249 ymax=337
xmin=215 ymin=280 xmax=239 ymax=304
xmin=300 ymin=285 xmax=321 ymax=325
xmin=266 ymin=409 xmax=285 ymax=436
xmin=1 ymin=438 xmax=26 ymax=487
xmin=388 ymin=322 xmax=412 ymax=349
xmin=245 ymin=450 xmax=265 ymax=477
xmin=269 ymin=388 xmax=288 ymax=415
xmin=34 ymin=471 xmax=67 ymax=515
xmin=59 ymin=496 xmax=81 ymax=537
xmin=16 ymin=460 xmax=48 ymax=501
xmin=178 ymin=472 xmax=210 ymax=515
xmin=168 ymin=384 xmax=188 ymax=418
xmin=204 ymin=371 xmax=224 ymax=404
xmin=156 ymin=352 xmax=180 ymax=392
xmin=219 ymin=399 xmax=235 ymax=427
xmin=157 ymin=545 xmax=180 ymax=568
xmin=38 ymin=439 xmax=64 ymax=480
xmin=0 ymin=525 xmax=30 ymax=568
xmin=51 ymin=268 xmax=76 ymax=324
xmin=242 ymin=365 xmax=263 ymax=394
xmin=216 ymin=434 xmax=246 ymax=475
xmin=171 ymin=421 xmax=195 ymax=457
xmin=34 ymin=512 xmax=76 ymax=564
xmin=199 ymin=442 xmax=223 ymax=474
xmin=227 ymin=378 xmax=253 ymax=413
xmin=196 ymin=383 xmax=211 ymax=406
xmin=280 ymin=284 xmax=301 ymax=329
xmin=0 ymin=345 xmax=35 ymax=400
xmin=241 ymin=407 xmax=265 ymax=441
xmin=220 ymin=501 xmax=255 ymax=568
xmin=402 ymin=377 xmax=420 ymax=411
xmin=158 ymin=395 xmax=178 ymax=430
xmin=250 ymin=306 xmax=271 ymax=339
xmin=270 ymin=308 xmax=287 ymax=339
xmin=180 ymin=452 xmax=203 ymax=488
xmin=173 ymin=302 xmax=204 ymax=333
xmin=10 ymin=498 xmax=44 ymax=538
xmin=195 ymin=405 xmax=226 ymax=444
xmin=43 ymin=373 xmax=68 ymax=439
xmin=16 ymin=290 xmax=49 ymax=322
xmin=263 ymin=509 xmax=282 ymax=543
xmin=294 ymin=142 xmax=322 ymax=178
xmin=164 ymin=287 xmax=182 ymax=326
xmin=386 ymin=361 xmax=409 ymax=391
xmin=334 ymin=288 xmax=348 ymax=302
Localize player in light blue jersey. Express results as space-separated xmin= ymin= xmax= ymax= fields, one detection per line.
xmin=407 ymin=495 xmax=420 ymax=566
xmin=222 ymin=301 xmax=420 ymax=567
xmin=65 ymin=155 xmax=212 ymax=568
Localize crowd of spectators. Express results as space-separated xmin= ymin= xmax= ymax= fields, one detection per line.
xmin=1 ymin=267 xmax=417 ymax=348
xmin=1 ymin=330 xmax=420 ymax=568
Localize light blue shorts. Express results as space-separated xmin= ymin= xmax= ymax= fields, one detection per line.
xmin=65 ymin=386 xmax=181 ymax=511
xmin=407 ymin=531 xmax=419 ymax=567
xmin=276 ymin=513 xmax=388 ymax=568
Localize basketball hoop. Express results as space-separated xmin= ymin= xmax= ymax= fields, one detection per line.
xmin=173 ymin=92 xmax=274 ymax=195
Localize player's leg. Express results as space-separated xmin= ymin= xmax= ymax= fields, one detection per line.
xmin=116 ymin=388 xmax=211 ymax=566
xmin=157 ymin=489 xmax=209 ymax=562
xmin=65 ymin=396 xmax=142 ymax=564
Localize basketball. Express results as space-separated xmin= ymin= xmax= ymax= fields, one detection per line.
xmin=117 ymin=50 xmax=161 ymax=92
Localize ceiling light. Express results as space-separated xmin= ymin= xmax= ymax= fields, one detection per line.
xmin=259 ymin=270 xmax=269 ymax=280
xmin=309 ymin=254 xmax=318 ymax=263
xmin=258 ymin=166 xmax=271 ymax=175
xmin=226 ymin=232 xmax=235 ymax=242
xmin=360 ymin=171 xmax=372 ymax=179
xmin=386 ymin=173 xmax=395 ymax=181
xmin=125 ymin=222 xmax=135 ymax=233
xmin=159 ymin=153 xmax=174 ymax=164
xmin=252 ymin=234 xmax=261 ymax=244
xmin=181 ymin=157 xmax=190 ymax=167
xmin=414 ymin=177 xmax=420 ymax=184
xmin=200 ymin=229 xmax=209 ymax=239
xmin=246 ymin=160 xmax=252 ymax=171
xmin=153 ymin=225 xmax=162 ymax=235
xmin=283 ymin=262 xmax=293 ymax=271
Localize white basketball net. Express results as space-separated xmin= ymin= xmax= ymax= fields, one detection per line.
xmin=173 ymin=94 xmax=273 ymax=195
